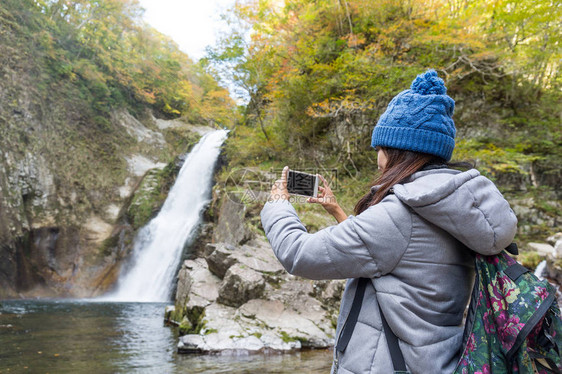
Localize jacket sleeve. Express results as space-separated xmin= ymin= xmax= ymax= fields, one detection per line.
xmin=259 ymin=197 xmax=412 ymax=280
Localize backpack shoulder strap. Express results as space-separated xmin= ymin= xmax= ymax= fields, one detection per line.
xmin=379 ymin=299 xmax=408 ymax=372
xmin=336 ymin=277 xmax=408 ymax=373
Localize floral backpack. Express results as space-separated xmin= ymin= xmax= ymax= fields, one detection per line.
xmin=453 ymin=243 xmax=562 ymax=373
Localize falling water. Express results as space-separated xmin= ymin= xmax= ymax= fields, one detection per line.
xmin=104 ymin=129 xmax=228 ymax=302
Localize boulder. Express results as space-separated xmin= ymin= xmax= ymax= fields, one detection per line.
xmin=527 ymin=242 xmax=555 ymax=257
xmin=212 ymin=197 xmax=251 ymax=246
xmin=547 ymin=233 xmax=562 ymax=246
xmin=173 ymin=235 xmax=340 ymax=354
xmin=177 ymin=302 xmax=301 ymax=354
xmin=554 ymin=240 xmax=562 ymax=259
xmin=217 ymin=264 xmax=265 ymax=307
xmin=236 ymin=239 xmax=285 ymax=274
xmin=175 ymin=266 xmax=193 ymax=308
xmin=204 ymin=239 xmax=284 ymax=279
xmin=174 ymin=258 xmax=221 ymax=318
xmin=238 ymin=299 xmax=334 ymax=348
xmin=204 ymin=243 xmax=238 ymax=278
xmin=546 ymin=258 xmax=562 ymax=286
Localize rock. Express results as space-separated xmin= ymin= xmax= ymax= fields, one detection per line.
xmin=164 ymin=305 xmax=178 ymax=325
xmin=204 ymin=239 xmax=284 ymax=279
xmin=311 ymin=280 xmax=346 ymax=308
xmin=176 ymin=301 xmax=305 ymax=354
xmin=178 ymin=333 xmax=271 ymax=354
xmin=177 ymin=302 xmax=300 ymax=354
xmin=546 ymin=257 xmax=562 ymax=286
xmin=527 ymin=242 xmax=555 ymax=257
xmin=236 ymin=239 xmax=285 ymax=274
xmin=212 ymin=197 xmax=251 ymax=246
xmin=112 ymin=109 xmax=166 ymax=146
xmin=178 ymin=334 xmax=205 ymax=353
xmin=174 ymin=258 xmax=221 ymax=320
xmin=554 ymin=240 xmax=562 ymax=259
xmin=173 ymin=235 xmax=339 ymax=354
xmin=547 ymin=233 xmax=562 ymax=246
xmin=174 ymin=266 xmax=193 ymax=308
xmin=205 ymin=243 xmax=238 ymax=278
xmin=217 ymin=264 xmax=265 ymax=307
xmin=238 ymin=299 xmax=334 ymax=348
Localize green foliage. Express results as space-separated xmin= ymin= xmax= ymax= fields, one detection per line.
xmin=0 ymin=0 xmax=235 ymax=126
xmin=516 ymin=251 xmax=544 ymax=271
xmin=99 ymin=234 xmax=120 ymax=257
xmin=206 ymin=0 xmax=560 ymax=184
xmin=204 ymin=0 xmax=560 ymax=243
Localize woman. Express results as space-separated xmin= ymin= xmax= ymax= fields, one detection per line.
xmin=260 ymin=70 xmax=518 ymax=374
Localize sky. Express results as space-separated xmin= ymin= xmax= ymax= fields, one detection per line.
xmin=138 ymin=0 xmax=237 ymax=61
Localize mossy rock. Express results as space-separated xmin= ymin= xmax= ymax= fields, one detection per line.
xmin=126 ymin=161 xmax=181 ymax=229
xmin=516 ymin=250 xmax=543 ymax=270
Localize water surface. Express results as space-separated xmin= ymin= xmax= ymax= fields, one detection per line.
xmin=0 ymin=300 xmax=332 ymax=373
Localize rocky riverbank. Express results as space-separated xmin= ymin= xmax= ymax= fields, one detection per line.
xmin=166 ymin=196 xmax=344 ymax=354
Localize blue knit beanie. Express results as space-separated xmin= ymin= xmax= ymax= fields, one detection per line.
xmin=370 ymin=69 xmax=456 ymax=161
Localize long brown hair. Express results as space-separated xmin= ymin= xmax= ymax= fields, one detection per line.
xmin=353 ymin=147 xmax=446 ymax=215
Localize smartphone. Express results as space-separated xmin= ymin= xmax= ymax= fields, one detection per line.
xmin=287 ymin=169 xmax=319 ymax=198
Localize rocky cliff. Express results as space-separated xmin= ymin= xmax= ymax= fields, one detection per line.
xmin=0 ymin=0 xmax=234 ymax=298
xmin=0 ymin=101 xmax=213 ymax=297
xmin=167 ymin=179 xmax=345 ymax=353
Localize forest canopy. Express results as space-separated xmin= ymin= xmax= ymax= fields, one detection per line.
xmin=1 ymin=0 xmax=235 ymax=126
xmin=205 ymin=0 xmax=561 ymax=187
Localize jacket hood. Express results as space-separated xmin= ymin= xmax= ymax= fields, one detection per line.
xmin=390 ymin=168 xmax=518 ymax=255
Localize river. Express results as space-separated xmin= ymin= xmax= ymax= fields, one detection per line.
xmin=0 ymin=300 xmax=333 ymax=373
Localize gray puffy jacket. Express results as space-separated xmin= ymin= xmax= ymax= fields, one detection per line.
xmin=260 ymin=168 xmax=518 ymax=373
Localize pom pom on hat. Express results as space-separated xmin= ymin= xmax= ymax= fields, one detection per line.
xmin=370 ymin=69 xmax=456 ymax=161
xmin=410 ymin=69 xmax=447 ymax=95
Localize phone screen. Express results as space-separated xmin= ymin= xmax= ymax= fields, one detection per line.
xmin=287 ymin=170 xmax=318 ymax=197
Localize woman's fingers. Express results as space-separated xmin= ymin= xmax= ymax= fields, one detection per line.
xmin=281 ymin=166 xmax=289 ymax=185
xmin=318 ymin=174 xmax=332 ymax=191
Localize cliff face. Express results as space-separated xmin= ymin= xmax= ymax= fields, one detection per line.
xmin=0 ymin=98 xmax=207 ymax=298
xmin=0 ymin=16 xmax=204 ymax=297
xmin=0 ymin=0 xmax=235 ymax=298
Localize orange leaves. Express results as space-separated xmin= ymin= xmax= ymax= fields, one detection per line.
xmin=307 ymin=96 xmax=377 ymax=119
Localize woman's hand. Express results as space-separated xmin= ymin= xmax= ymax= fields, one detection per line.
xmin=307 ymin=174 xmax=348 ymax=223
xmin=268 ymin=165 xmax=290 ymax=202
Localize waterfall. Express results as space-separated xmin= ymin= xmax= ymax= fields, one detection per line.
xmin=103 ymin=129 xmax=228 ymax=302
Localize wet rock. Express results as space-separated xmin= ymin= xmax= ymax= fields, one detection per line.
xmin=217 ymin=264 xmax=265 ymax=307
